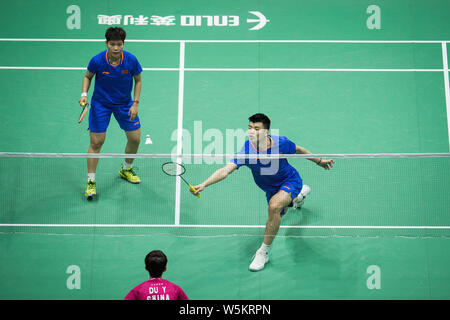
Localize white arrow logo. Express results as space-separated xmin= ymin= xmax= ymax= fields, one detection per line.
xmin=247 ymin=11 xmax=270 ymax=31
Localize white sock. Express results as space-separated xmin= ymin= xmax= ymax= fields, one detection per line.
xmin=88 ymin=173 xmax=96 ymax=181
xmin=258 ymin=243 xmax=270 ymax=254
xmin=123 ymin=161 xmax=132 ymax=170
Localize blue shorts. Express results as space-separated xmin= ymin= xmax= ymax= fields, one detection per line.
xmin=265 ymin=177 xmax=303 ymax=216
xmin=89 ymin=99 xmax=141 ymax=133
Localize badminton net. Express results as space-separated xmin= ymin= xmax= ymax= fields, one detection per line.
xmin=0 ymin=152 xmax=449 ymax=239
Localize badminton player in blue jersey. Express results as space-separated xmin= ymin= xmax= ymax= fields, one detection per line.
xmin=78 ymin=27 xmax=142 ymax=199
xmin=191 ymin=113 xmax=334 ymax=271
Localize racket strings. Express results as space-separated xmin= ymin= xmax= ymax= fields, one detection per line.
xmin=162 ymin=162 xmax=185 ymax=176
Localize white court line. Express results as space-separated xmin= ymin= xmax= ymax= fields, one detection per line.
xmin=0 ymin=67 xmax=178 ymax=71
xmin=184 ymin=68 xmax=443 ymax=72
xmin=0 ymin=66 xmax=443 ymax=72
xmin=0 ymin=224 xmax=449 ymax=229
xmin=442 ymin=42 xmax=450 ymax=151
xmin=0 ymin=38 xmax=449 ymax=44
xmin=0 ymin=66 xmax=86 ymax=70
xmin=174 ymin=41 xmax=186 ymax=226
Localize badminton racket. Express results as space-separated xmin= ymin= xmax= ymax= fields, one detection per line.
xmin=78 ymin=102 xmax=89 ymax=123
xmin=162 ymin=162 xmax=201 ymax=198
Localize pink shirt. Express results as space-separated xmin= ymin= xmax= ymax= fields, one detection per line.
xmin=124 ymin=278 xmax=189 ymax=300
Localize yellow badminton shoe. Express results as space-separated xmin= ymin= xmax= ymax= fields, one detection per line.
xmin=119 ymin=165 xmax=141 ymax=184
xmin=85 ymin=180 xmax=96 ymax=200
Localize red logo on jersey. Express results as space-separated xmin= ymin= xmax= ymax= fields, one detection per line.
xmin=122 ymin=70 xmax=129 ymax=74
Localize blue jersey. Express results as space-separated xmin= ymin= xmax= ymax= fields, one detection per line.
xmin=231 ymin=135 xmax=301 ymax=193
xmin=87 ymin=50 xmax=142 ymax=106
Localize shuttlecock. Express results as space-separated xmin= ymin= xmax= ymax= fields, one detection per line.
xmin=145 ymin=134 xmax=153 ymax=145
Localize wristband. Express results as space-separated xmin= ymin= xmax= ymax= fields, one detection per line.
xmin=316 ymin=158 xmax=322 ymax=165
xmin=81 ymin=92 xmax=88 ymax=97
xmin=133 ymin=100 xmax=139 ymax=104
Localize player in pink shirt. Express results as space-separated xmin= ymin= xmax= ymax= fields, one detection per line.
xmin=124 ymin=250 xmax=188 ymax=300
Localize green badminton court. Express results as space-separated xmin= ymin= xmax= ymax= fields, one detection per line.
xmin=0 ymin=0 xmax=450 ymax=299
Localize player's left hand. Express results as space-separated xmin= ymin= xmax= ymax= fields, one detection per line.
xmin=129 ymin=103 xmax=139 ymax=121
xmin=318 ymin=159 xmax=334 ymax=170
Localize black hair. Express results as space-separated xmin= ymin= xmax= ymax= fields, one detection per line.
xmin=145 ymin=250 xmax=167 ymax=278
xmin=248 ymin=113 xmax=271 ymax=130
xmin=105 ymin=27 xmax=126 ymax=42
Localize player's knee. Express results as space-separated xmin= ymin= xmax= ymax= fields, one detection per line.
xmin=90 ymin=139 xmax=105 ymax=151
xmin=126 ymin=132 xmax=141 ymax=146
xmin=268 ymin=201 xmax=284 ymax=214
xmin=130 ymin=136 xmax=140 ymax=145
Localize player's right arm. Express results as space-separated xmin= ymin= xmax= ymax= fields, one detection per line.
xmin=191 ymin=163 xmax=237 ymax=195
xmin=79 ymin=70 xmax=94 ymax=106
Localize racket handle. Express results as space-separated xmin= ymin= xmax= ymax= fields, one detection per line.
xmin=189 ymin=184 xmax=201 ymax=198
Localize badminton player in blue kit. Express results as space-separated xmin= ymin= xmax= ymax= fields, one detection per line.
xmin=78 ymin=27 xmax=143 ymax=199
xmin=191 ymin=114 xmax=334 ymax=271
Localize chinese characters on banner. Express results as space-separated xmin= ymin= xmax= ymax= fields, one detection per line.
xmin=97 ymin=15 xmax=178 ymax=26
xmin=96 ymin=14 xmax=267 ymax=29
xmin=97 ymin=12 xmax=270 ymax=30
